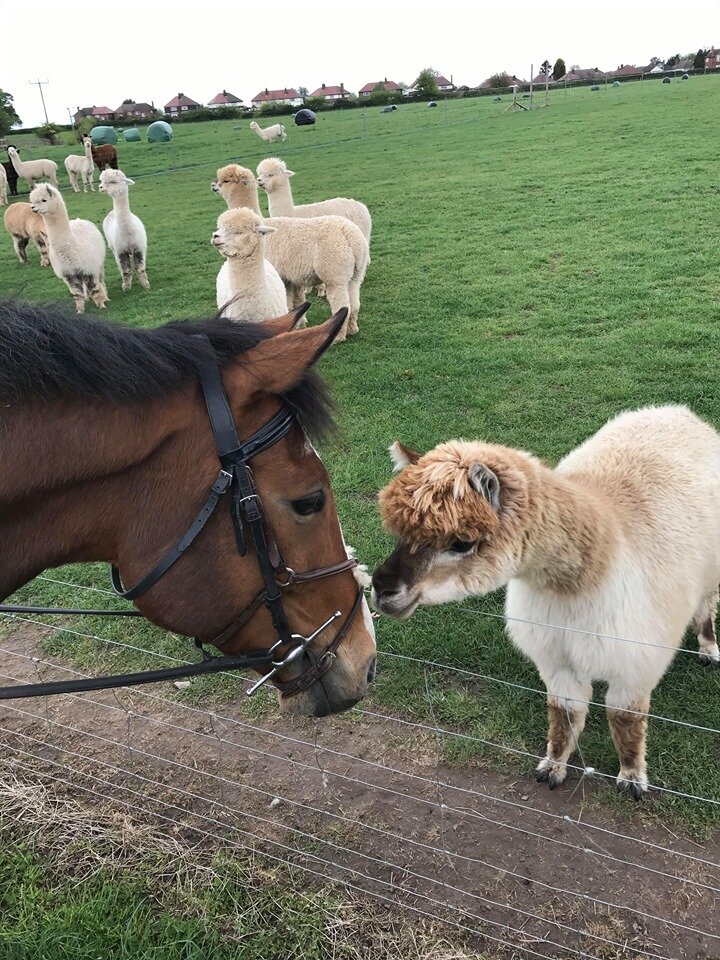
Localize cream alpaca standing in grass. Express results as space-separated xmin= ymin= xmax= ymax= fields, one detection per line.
xmin=0 ymin=164 xmax=7 ymax=206
xmin=257 ymin=157 xmax=372 ymax=241
xmin=372 ymin=406 xmax=720 ymax=799
xmin=4 ymin=202 xmax=49 ymax=265
xmin=99 ymin=169 xmax=149 ymax=291
xmin=249 ymin=121 xmax=286 ymax=143
xmin=212 ymin=208 xmax=288 ymax=322
xmin=64 ymin=136 xmax=95 ymax=193
xmin=7 ymin=146 xmax=58 ymax=188
xmin=212 ymin=165 xmax=368 ymax=341
xmin=30 ymin=184 xmax=108 ymax=313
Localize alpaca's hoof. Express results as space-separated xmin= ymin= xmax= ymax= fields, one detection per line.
xmin=699 ymin=649 xmax=720 ymax=668
xmin=535 ymin=759 xmax=567 ymax=790
xmin=616 ymin=773 xmax=647 ymax=800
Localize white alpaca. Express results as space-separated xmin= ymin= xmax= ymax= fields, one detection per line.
xmin=212 ymin=208 xmax=288 ymax=323
xmin=7 ymin=146 xmax=58 ymax=189
xmin=212 ymin=165 xmax=369 ymax=341
xmin=3 ymin=202 xmax=49 ymax=266
xmin=0 ymin=164 xmax=7 ymax=206
xmin=249 ymin=121 xmax=287 ymax=143
xmin=257 ymin=157 xmax=372 ymax=241
xmin=373 ymin=406 xmax=720 ymax=798
xmin=99 ymin=168 xmax=149 ymax=291
xmin=29 ymin=184 xmax=108 ymax=313
xmin=64 ymin=137 xmax=95 ymax=193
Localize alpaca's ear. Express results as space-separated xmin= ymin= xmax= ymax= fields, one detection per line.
xmin=254 ymin=223 xmax=276 ymax=235
xmin=469 ymin=464 xmax=501 ymax=511
xmin=285 ymin=168 xmax=295 ymax=177
xmin=389 ymin=441 xmax=422 ymax=472
xmin=125 ymin=178 xmax=135 ymax=185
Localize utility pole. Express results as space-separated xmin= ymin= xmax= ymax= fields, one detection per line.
xmin=29 ymin=78 xmax=50 ymax=125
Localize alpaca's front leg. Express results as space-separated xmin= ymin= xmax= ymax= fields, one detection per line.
xmin=606 ymin=691 xmax=650 ymax=800
xmin=64 ymin=274 xmax=87 ymax=313
xmin=535 ymin=677 xmax=591 ymax=789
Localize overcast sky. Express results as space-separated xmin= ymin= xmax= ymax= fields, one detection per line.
xmin=4 ymin=0 xmax=717 ymax=126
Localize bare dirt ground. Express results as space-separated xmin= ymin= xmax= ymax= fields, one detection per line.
xmin=0 ymin=621 xmax=718 ymax=960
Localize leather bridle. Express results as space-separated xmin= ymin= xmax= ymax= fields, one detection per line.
xmin=0 ymin=349 xmax=364 ymax=701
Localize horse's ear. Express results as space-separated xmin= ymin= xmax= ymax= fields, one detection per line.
xmin=238 ymin=309 xmax=347 ymax=394
xmin=261 ymin=302 xmax=310 ymax=336
xmin=389 ymin=441 xmax=422 ymax=472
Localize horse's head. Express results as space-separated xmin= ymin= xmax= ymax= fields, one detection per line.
xmin=115 ymin=308 xmax=376 ymax=717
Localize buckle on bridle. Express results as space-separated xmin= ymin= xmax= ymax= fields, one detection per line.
xmin=245 ymin=609 xmax=342 ymax=696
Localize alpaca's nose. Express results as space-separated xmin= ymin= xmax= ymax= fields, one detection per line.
xmin=371 ymin=565 xmax=404 ymax=600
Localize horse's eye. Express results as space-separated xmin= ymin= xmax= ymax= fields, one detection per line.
xmin=290 ymin=491 xmax=326 ymax=516
xmin=448 ymin=539 xmax=474 ymax=554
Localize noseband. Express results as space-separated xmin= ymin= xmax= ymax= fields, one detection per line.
xmin=0 ymin=350 xmax=363 ymax=701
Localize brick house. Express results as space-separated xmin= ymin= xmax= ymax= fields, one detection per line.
xmin=251 ymin=88 xmax=303 ymax=108
xmin=114 ymin=101 xmax=156 ymax=120
xmin=74 ymin=105 xmax=115 ymax=124
xmin=706 ymin=48 xmax=719 ymax=69
xmin=164 ymin=93 xmax=203 ymax=115
xmin=309 ymin=83 xmax=350 ymax=101
xmin=208 ymin=90 xmax=244 ymax=108
xmin=358 ymin=79 xmax=404 ymax=97
xmin=410 ymin=73 xmax=455 ymax=92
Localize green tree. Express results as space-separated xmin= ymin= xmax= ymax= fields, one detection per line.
xmin=487 ymin=72 xmax=513 ymax=89
xmin=540 ymin=59 xmax=552 ymax=76
xmin=552 ymin=58 xmax=566 ymax=80
xmin=693 ymin=48 xmax=707 ymax=70
xmin=298 ymin=86 xmax=309 ymax=100
xmin=0 ymin=89 xmax=21 ymax=137
xmin=665 ymin=53 xmax=681 ymax=68
xmin=414 ymin=68 xmax=440 ymax=98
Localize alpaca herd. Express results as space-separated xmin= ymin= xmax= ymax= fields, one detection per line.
xmin=3 ymin=132 xmax=717 ymax=803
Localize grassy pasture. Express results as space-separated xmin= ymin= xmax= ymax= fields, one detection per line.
xmin=1 ymin=77 xmax=720 ymax=955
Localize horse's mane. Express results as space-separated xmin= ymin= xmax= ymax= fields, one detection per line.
xmin=0 ymin=300 xmax=335 ymax=439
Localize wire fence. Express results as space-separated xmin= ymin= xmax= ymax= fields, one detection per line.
xmin=1 ymin=573 xmax=719 ymax=958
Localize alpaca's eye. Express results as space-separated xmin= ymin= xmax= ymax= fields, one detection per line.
xmin=448 ymin=540 xmax=474 ymax=554
xmin=290 ymin=491 xmax=326 ymax=516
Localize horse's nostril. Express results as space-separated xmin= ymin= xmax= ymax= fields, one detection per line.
xmin=366 ymin=657 xmax=377 ymax=684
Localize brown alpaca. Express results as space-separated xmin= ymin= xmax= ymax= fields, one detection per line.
xmin=91 ymin=144 xmax=118 ymax=172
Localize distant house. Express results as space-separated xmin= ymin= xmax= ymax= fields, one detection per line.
xmin=115 ymin=101 xmax=155 ymax=120
xmin=358 ymin=79 xmax=404 ymax=97
xmin=559 ymin=68 xmax=607 ymax=82
xmin=672 ymin=56 xmax=695 ymax=72
xmin=74 ymin=105 xmax=115 ymax=124
xmin=251 ymin=88 xmax=303 ymax=107
xmin=610 ymin=64 xmax=642 ymax=78
xmin=164 ymin=93 xmax=203 ymax=115
xmin=478 ymin=75 xmax=525 ymax=90
xmin=208 ymin=90 xmax=244 ymax=108
xmin=640 ymin=62 xmax=665 ymax=74
xmin=410 ymin=73 xmax=455 ymax=92
xmin=531 ymin=71 xmax=556 ymax=84
xmin=309 ymin=83 xmax=350 ymax=101
xmin=706 ymin=48 xmax=719 ymax=69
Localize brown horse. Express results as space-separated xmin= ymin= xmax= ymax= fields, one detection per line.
xmin=0 ymin=299 xmax=376 ymax=716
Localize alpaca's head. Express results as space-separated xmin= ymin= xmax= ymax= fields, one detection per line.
xmin=257 ymin=157 xmax=294 ymax=193
xmin=211 ymin=164 xmax=258 ymax=208
xmin=372 ymin=440 xmax=533 ymax=617
xmin=82 ymin=136 xmax=93 ymax=148
xmin=29 ymin=183 xmax=63 ymax=216
xmin=99 ymin=168 xmax=134 ymax=197
xmin=7 ymin=146 xmax=18 ymax=159
xmin=211 ymin=208 xmax=274 ymax=259
xmin=249 ymin=121 xmax=259 ymax=131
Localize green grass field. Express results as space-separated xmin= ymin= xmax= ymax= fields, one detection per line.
xmin=2 ymin=77 xmax=720 ymax=954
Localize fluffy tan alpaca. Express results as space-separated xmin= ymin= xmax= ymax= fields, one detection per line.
xmin=372 ymin=406 xmax=720 ymax=799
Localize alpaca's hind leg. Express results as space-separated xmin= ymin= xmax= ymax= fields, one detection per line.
xmin=118 ymin=252 xmax=133 ymax=291
xmin=133 ymin=251 xmax=150 ymax=289
xmin=606 ymin=688 xmax=650 ymax=800
xmin=324 ymin=283 xmax=351 ymax=343
xmin=284 ymin=283 xmax=305 ymax=310
xmin=535 ymin=681 xmax=591 ymax=789
xmin=34 ymin=236 xmax=49 ymax=266
xmin=347 ymin=280 xmax=361 ymax=335
xmin=68 ymin=171 xmax=79 ymax=192
xmin=12 ymin=235 xmax=29 ymax=265
xmin=89 ymin=271 xmax=109 ymax=308
xmin=64 ymin=274 xmax=87 ymax=313
xmin=49 ymin=170 xmax=58 ymax=186
xmin=693 ymin=590 xmax=719 ymax=666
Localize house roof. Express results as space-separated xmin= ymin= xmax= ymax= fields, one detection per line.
xmin=251 ymin=88 xmax=301 ymax=102
xmin=310 ymin=84 xmax=347 ymax=97
xmin=560 ymin=68 xmax=606 ymax=81
xmin=359 ymin=79 xmax=402 ymax=94
xmin=412 ymin=73 xmax=453 ymax=87
xmin=531 ymin=72 xmax=556 ymax=84
xmin=115 ymin=101 xmax=154 ymax=114
xmin=610 ymin=64 xmax=642 ymax=77
xmin=164 ymin=93 xmax=202 ymax=109
xmin=208 ymin=90 xmax=243 ymax=105
xmin=478 ymin=75 xmax=525 ymax=89
xmin=92 ymin=106 xmax=114 ymax=115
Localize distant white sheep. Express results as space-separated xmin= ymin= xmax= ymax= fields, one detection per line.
xmin=212 ymin=208 xmax=288 ymax=323
xmin=64 ymin=136 xmax=95 ymax=193
xmin=249 ymin=120 xmax=287 ymax=143
xmin=257 ymin=157 xmax=372 ymax=241
xmin=0 ymin=164 xmax=7 ymax=206
xmin=29 ymin=184 xmax=108 ymax=313
xmin=99 ymin=168 xmax=149 ymax=291
xmin=212 ymin=165 xmax=369 ymax=342
xmin=3 ymin=202 xmax=49 ymax=266
xmin=7 ymin=146 xmax=58 ymax=189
